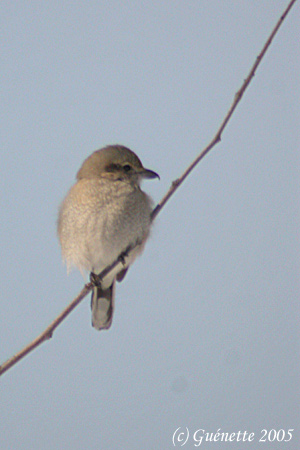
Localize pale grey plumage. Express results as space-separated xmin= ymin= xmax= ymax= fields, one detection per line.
xmin=58 ymin=145 xmax=159 ymax=330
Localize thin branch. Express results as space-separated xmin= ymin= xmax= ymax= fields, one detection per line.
xmin=0 ymin=255 xmax=129 ymax=376
xmin=151 ymin=0 xmax=298 ymax=220
xmin=0 ymin=0 xmax=297 ymax=378
xmin=0 ymin=283 xmax=93 ymax=376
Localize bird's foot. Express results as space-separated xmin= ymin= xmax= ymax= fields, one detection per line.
xmin=118 ymin=248 xmax=130 ymax=266
xmin=90 ymin=272 xmax=102 ymax=287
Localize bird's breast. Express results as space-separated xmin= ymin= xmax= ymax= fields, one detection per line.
xmin=58 ymin=178 xmax=152 ymax=275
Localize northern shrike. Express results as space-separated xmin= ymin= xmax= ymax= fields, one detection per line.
xmin=58 ymin=145 xmax=159 ymax=330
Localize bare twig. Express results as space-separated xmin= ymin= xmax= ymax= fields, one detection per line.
xmin=0 ymin=0 xmax=297 ymax=377
xmin=0 ymin=283 xmax=93 ymax=376
xmin=151 ymin=0 xmax=298 ymax=220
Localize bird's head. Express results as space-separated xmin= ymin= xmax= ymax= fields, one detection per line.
xmin=77 ymin=145 xmax=159 ymax=184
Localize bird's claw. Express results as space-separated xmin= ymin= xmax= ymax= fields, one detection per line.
xmin=90 ymin=272 xmax=102 ymax=287
xmin=118 ymin=249 xmax=129 ymax=265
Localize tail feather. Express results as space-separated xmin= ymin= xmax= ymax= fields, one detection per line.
xmin=91 ymin=281 xmax=115 ymax=330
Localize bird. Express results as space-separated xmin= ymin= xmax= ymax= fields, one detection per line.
xmin=57 ymin=145 xmax=159 ymax=330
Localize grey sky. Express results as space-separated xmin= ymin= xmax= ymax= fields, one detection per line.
xmin=0 ymin=1 xmax=299 ymax=449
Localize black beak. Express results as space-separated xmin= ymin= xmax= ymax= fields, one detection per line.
xmin=141 ymin=168 xmax=160 ymax=180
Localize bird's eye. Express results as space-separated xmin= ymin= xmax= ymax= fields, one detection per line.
xmin=123 ymin=164 xmax=132 ymax=172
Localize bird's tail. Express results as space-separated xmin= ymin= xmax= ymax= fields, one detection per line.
xmin=91 ymin=281 xmax=115 ymax=330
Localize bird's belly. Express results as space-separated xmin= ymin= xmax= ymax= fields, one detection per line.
xmin=86 ymin=215 xmax=147 ymax=278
